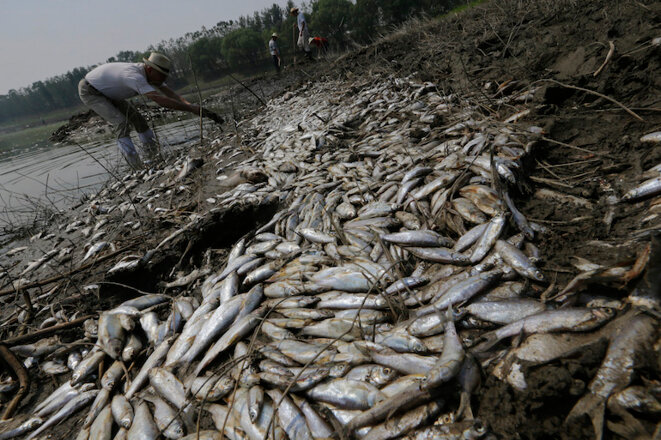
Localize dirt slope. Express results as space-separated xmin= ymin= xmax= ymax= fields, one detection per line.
xmin=331 ymin=1 xmax=661 ymax=438
xmin=333 ymin=0 xmax=661 ymax=278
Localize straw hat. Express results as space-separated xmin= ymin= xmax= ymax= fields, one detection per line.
xmin=308 ymin=37 xmax=315 ymax=44
xmin=143 ymin=52 xmax=171 ymax=76
xmin=290 ymin=7 xmax=299 ymax=14
xmin=272 ymin=33 xmax=279 ymax=38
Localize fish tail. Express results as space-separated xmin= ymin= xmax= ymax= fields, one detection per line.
xmin=470 ymin=331 xmax=498 ymax=353
xmin=567 ymin=392 xmax=605 ymax=440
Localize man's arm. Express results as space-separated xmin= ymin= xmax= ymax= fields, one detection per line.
xmin=144 ymin=87 xmax=223 ymax=125
xmin=144 ymin=90 xmax=199 ymax=114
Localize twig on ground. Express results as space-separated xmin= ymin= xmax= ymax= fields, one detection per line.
xmin=540 ymin=79 xmax=643 ymax=121
xmin=541 ymin=136 xmax=611 ymax=158
xmin=0 ymin=343 xmax=29 ymax=420
xmin=530 ymin=175 xmax=575 ymax=189
xmin=593 ymin=41 xmax=615 ymax=76
xmin=1 ymin=315 xmax=94 ymax=346
xmin=226 ymin=72 xmax=267 ymax=107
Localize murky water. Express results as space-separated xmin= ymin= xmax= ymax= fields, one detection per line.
xmin=0 ymin=118 xmax=209 ymax=228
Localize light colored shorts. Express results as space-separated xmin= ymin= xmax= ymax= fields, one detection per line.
xmin=78 ymin=79 xmax=149 ymax=139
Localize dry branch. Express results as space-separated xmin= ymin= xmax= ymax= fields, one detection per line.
xmin=541 ymin=79 xmax=643 ymax=121
xmin=0 ymin=344 xmax=30 ymax=420
xmin=1 ymin=315 xmax=94 ymax=346
xmin=593 ymin=41 xmax=615 ymax=76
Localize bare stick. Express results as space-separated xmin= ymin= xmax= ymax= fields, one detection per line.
xmin=541 ymin=136 xmax=611 ymax=158
xmin=593 ymin=41 xmax=615 ymax=77
xmin=541 ymin=79 xmax=643 ymax=121
xmin=226 ymin=72 xmax=266 ymax=107
xmin=0 ymin=344 xmax=29 ymax=420
xmin=188 ymin=53 xmax=204 ymax=152
xmin=1 ymin=315 xmax=94 ymax=346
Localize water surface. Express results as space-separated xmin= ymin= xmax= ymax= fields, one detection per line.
xmin=0 ymin=118 xmax=209 ymax=228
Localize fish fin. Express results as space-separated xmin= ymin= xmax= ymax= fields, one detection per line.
xmin=567 ymin=392 xmax=605 ymax=440
xmin=606 ymin=419 xmax=649 ymax=440
xmin=511 ymin=328 xmax=525 ymax=348
xmin=606 ymin=406 xmax=650 ymax=440
xmin=456 ymin=391 xmax=473 ymax=421
xmin=470 ymin=331 xmax=499 ymax=353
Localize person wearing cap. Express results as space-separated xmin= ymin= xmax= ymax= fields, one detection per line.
xmin=78 ymin=52 xmax=223 ymax=169
xmin=290 ymin=7 xmax=313 ymax=60
xmin=269 ymin=33 xmax=281 ymax=73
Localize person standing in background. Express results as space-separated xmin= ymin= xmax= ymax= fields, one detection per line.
xmin=269 ymin=33 xmax=282 ymax=73
xmin=290 ymin=7 xmax=313 ymax=60
xmin=309 ymin=36 xmax=329 ymax=58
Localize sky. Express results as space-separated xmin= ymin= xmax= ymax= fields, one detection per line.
xmin=0 ymin=0 xmax=282 ymax=94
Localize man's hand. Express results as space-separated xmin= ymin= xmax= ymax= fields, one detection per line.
xmin=201 ymin=108 xmax=224 ymax=125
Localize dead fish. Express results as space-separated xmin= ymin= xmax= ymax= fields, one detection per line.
xmin=620 ymin=176 xmax=661 ymax=203
xmin=640 ymin=131 xmax=661 ymax=143
xmin=403 ymin=419 xmax=488 ymax=440
xmin=475 ymin=308 xmax=615 ymax=352
xmin=567 ymin=314 xmax=657 ymax=440
xmin=176 ymin=157 xmax=204 ymax=181
xmin=82 ymin=241 xmax=110 ymax=262
xmin=0 ymin=417 xmax=43 ymax=440
xmin=165 ymin=268 xmax=211 ymax=289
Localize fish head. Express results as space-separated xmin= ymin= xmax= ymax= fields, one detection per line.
xmin=217 ymin=376 xmax=235 ymax=389
xmin=372 ymin=367 xmax=398 ymax=386
xmin=412 ymin=341 xmax=428 ymax=354
xmin=329 ymin=362 xmax=351 ymax=377
xmin=106 ymin=338 xmax=124 ymax=359
xmin=466 ymin=419 xmax=488 ymax=439
xmin=530 ymin=269 xmax=545 ymax=282
xmin=593 ymin=307 xmax=616 ymax=322
xmin=166 ymin=424 xmax=186 ymax=438
xmin=26 ymin=417 xmax=44 ymax=430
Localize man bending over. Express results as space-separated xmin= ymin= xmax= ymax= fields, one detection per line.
xmin=78 ymin=52 xmax=223 ymax=169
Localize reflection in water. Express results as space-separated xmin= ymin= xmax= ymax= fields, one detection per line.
xmin=0 ymin=118 xmax=208 ymax=226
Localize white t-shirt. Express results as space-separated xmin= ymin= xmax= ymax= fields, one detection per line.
xmin=85 ymin=63 xmax=158 ymax=101
xmin=297 ymin=12 xmax=306 ymax=32
xmin=269 ymin=39 xmax=279 ymax=55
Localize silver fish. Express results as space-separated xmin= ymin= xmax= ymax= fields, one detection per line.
xmin=0 ymin=417 xmax=43 ymax=440
xmin=421 ymin=309 xmax=464 ymax=389
xmin=27 ymin=390 xmax=98 ymax=440
xmin=111 ymin=394 xmax=133 ymax=429
xmin=125 ymin=337 xmax=173 ymax=399
xmin=127 ymin=401 xmax=160 ymax=440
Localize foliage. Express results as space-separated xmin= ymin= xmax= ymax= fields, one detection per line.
xmin=189 ymin=37 xmax=225 ymax=80
xmin=310 ymin=0 xmax=353 ymax=47
xmin=222 ymin=28 xmax=264 ymax=68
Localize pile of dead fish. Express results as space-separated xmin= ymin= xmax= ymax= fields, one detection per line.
xmin=1 ymin=74 xmax=659 ymax=440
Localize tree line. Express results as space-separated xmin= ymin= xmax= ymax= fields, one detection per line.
xmin=0 ymin=0 xmax=463 ymax=125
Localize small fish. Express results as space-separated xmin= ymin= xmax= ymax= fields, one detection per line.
xmin=640 ymin=131 xmax=661 ymax=143
xmin=0 ymin=417 xmax=43 ymax=440
xmin=82 ymin=241 xmax=110 ymax=262
xmin=176 ymin=157 xmax=204 ymax=181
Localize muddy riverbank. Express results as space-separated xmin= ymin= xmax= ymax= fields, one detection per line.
xmin=1 ymin=1 xmax=659 ymax=439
